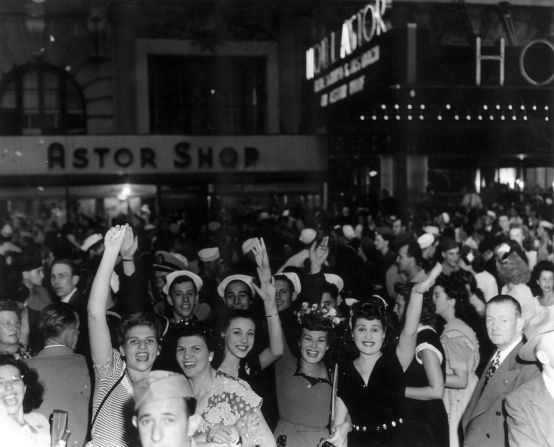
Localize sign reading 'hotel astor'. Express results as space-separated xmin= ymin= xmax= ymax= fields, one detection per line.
xmin=305 ymin=0 xmax=392 ymax=108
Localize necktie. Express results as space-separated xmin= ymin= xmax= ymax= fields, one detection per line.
xmin=483 ymin=350 xmax=501 ymax=388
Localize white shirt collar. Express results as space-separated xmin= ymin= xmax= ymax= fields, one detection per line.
xmin=61 ymin=287 xmax=78 ymax=303
xmin=497 ymin=336 xmax=523 ymax=365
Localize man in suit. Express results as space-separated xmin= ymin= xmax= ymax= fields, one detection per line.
xmin=505 ymin=309 xmax=554 ymax=446
xmin=26 ymin=302 xmax=92 ymax=447
xmin=50 ymin=258 xmax=89 ymax=353
xmin=461 ymin=295 xmax=539 ymax=446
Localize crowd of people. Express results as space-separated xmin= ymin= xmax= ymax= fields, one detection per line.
xmin=0 ymin=191 xmax=554 ymax=447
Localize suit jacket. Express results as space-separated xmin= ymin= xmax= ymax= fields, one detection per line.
xmin=505 ymin=375 xmax=554 ymax=447
xmin=26 ymin=345 xmax=92 ymax=447
xmin=66 ymin=289 xmax=90 ymax=356
xmin=461 ymin=342 xmax=539 ymax=447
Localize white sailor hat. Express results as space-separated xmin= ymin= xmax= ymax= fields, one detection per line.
xmin=217 ymin=274 xmax=255 ymax=298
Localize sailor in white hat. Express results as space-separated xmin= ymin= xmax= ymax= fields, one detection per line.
xmin=218 ymin=274 xmax=256 ymax=310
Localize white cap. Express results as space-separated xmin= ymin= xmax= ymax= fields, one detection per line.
xmin=539 ymin=220 xmax=554 ymax=230
xmin=275 ymin=272 xmax=301 ymax=296
xmin=299 ymin=228 xmax=317 ymax=245
xmin=342 ymin=225 xmax=355 ymax=240
xmin=441 ymin=212 xmax=450 ymax=224
xmin=422 ymin=225 xmax=440 ymax=235
xmin=198 ymin=247 xmax=220 ymax=263
xmin=81 ymin=233 xmax=103 ymax=251
xmin=163 ymin=270 xmax=203 ymax=296
xmin=1 ymin=224 xmax=13 ymax=238
xmin=417 ymin=233 xmax=435 ymax=250
xmin=486 ymin=210 xmax=497 ymax=220
xmin=241 ymin=238 xmax=257 ymax=255
xmin=217 ymin=274 xmax=255 ymax=298
xmin=324 ymin=273 xmax=344 ymax=294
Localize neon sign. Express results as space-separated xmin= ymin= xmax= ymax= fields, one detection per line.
xmin=306 ymin=0 xmax=392 ymax=81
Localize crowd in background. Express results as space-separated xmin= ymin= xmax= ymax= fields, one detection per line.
xmin=0 ymin=187 xmax=554 ymax=447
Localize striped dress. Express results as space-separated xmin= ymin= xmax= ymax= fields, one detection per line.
xmin=88 ymin=350 xmax=140 ymax=447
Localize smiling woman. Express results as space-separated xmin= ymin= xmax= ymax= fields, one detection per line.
xmin=0 ymin=353 xmax=49 ymax=446
xmin=171 ymin=320 xmax=276 ymax=446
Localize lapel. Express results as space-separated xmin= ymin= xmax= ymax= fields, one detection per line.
xmin=471 ymin=343 xmax=523 ymax=418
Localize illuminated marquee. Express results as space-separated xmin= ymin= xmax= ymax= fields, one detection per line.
xmin=306 ymin=0 xmax=392 ymax=81
xmin=305 ymin=0 xmax=392 ymax=109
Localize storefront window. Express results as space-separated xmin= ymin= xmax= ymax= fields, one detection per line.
xmin=148 ymin=55 xmax=266 ymax=135
xmin=0 ymin=63 xmax=86 ymax=135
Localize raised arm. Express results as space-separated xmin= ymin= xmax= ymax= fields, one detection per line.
xmin=88 ymin=225 xmax=127 ymax=364
xmin=251 ymin=238 xmax=284 ymax=366
xmin=397 ymin=263 xmax=442 ymax=371
xmin=120 ymin=225 xmax=138 ymax=277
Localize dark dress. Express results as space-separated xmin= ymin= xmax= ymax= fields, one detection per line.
xmin=401 ymin=326 xmax=450 ymax=447
xmin=338 ymin=349 xmax=406 ymax=447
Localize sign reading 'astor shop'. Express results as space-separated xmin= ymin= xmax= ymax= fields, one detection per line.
xmin=0 ymin=135 xmax=326 ymax=176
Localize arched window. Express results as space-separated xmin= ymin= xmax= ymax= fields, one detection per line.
xmin=0 ymin=63 xmax=86 ymax=135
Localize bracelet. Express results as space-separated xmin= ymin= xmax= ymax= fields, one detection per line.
xmin=121 ymin=258 xmax=133 ymax=261
xmin=265 ymin=313 xmax=278 ymax=318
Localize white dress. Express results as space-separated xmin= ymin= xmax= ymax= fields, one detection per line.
xmin=0 ymin=411 xmax=51 ymax=447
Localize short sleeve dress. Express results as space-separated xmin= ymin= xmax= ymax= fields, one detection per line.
xmin=401 ymin=325 xmax=449 ymax=447
xmin=338 ymin=349 xmax=406 ymax=447
xmin=441 ymin=318 xmax=480 ymax=447
xmin=196 ymin=370 xmax=262 ymax=435
xmin=273 ymin=341 xmax=332 ymax=447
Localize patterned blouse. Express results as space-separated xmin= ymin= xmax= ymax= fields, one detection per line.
xmin=197 ymin=370 xmax=262 ymax=434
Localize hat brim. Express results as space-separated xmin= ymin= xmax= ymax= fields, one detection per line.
xmin=163 ymin=271 xmax=203 ymax=296
xmin=217 ymin=275 xmax=255 ymax=298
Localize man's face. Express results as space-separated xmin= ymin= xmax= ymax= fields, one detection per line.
xmin=24 ymin=267 xmax=44 ymax=287
xmin=224 ymin=281 xmax=251 ymax=310
xmin=274 ymin=278 xmax=293 ymax=312
xmin=0 ymin=311 xmax=20 ymax=348
xmin=396 ymin=245 xmax=412 ymax=274
xmin=50 ymin=263 xmax=78 ymax=298
xmin=168 ymin=281 xmax=198 ymax=321
xmin=374 ymin=234 xmax=387 ymax=252
xmin=442 ymin=247 xmax=460 ymax=269
xmin=485 ymin=301 xmax=523 ymax=350
xmin=392 ymin=219 xmax=403 ymax=236
xmin=498 ymin=215 xmax=509 ymax=232
xmin=134 ymin=398 xmax=194 ymax=447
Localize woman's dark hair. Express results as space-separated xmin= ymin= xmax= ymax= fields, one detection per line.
xmin=171 ymin=320 xmax=217 ymax=353
xmin=350 ymin=297 xmax=397 ymax=349
xmin=530 ymin=260 xmax=554 ymax=296
xmin=117 ymin=311 xmax=161 ymax=346
xmin=0 ymin=353 xmax=43 ymax=413
xmin=433 ymin=274 xmax=481 ymax=334
xmin=219 ymin=309 xmax=256 ymax=334
xmin=0 ymin=300 xmax=20 ymax=317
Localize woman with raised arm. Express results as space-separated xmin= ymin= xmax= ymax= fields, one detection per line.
xmin=333 ymin=263 xmax=443 ymax=447
xmin=87 ymin=225 xmax=161 ymax=447
xmin=217 ymin=238 xmax=284 ymax=379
